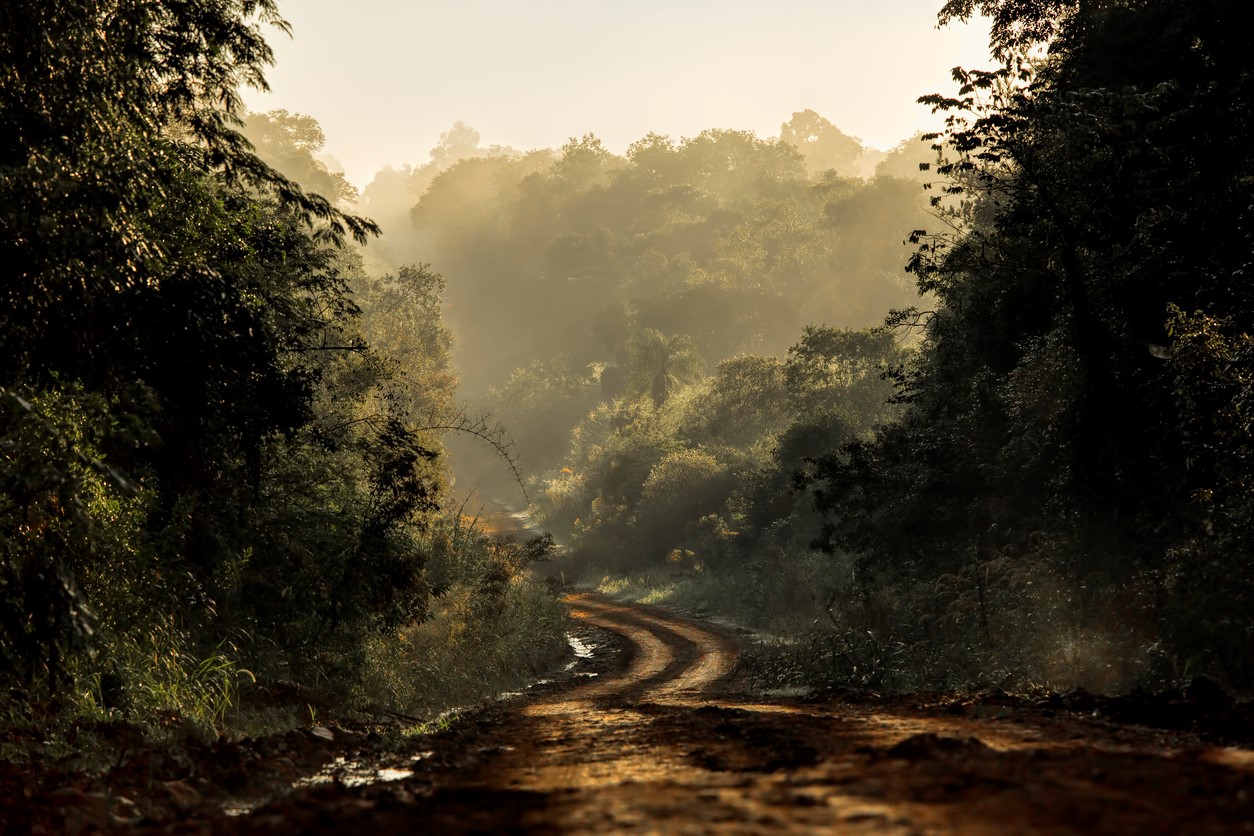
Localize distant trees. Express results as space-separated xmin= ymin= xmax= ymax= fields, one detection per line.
xmin=369 ymin=105 xmax=932 ymax=605
xmin=779 ymin=109 xmax=864 ymax=178
xmin=532 ymin=323 xmax=904 ymax=575
xmin=627 ymin=330 xmax=705 ymax=407
xmin=359 ymin=120 xmax=519 ymax=237
xmin=241 ymin=109 xmax=358 ymax=205
xmin=396 ymin=114 xmax=928 ymax=407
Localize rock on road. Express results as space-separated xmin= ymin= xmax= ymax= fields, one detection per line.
xmin=234 ymin=593 xmax=1254 ymax=834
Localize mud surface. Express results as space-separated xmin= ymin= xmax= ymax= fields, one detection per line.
xmin=12 ymin=594 xmax=1254 ymax=833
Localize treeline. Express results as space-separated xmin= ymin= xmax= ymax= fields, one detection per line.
xmin=429 ymin=116 xmax=929 ymax=400
xmin=367 ymin=112 xmax=932 ymax=490
xmin=358 ymin=108 xmax=940 ymax=651
xmin=350 ymin=111 xmax=942 ymax=663
xmin=0 ymin=1 xmax=564 ymax=729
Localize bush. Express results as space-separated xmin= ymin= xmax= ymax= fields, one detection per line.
xmin=356 ymin=517 xmax=569 ymax=717
xmin=635 ymin=449 xmax=735 ymax=554
xmin=0 ymin=385 xmax=148 ymax=702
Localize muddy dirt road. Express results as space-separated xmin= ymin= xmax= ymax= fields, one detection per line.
xmin=222 ymin=593 xmax=1254 ymax=834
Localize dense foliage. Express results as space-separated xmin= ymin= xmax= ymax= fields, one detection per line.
xmin=0 ymin=0 xmax=561 ymax=728
xmin=349 ymin=112 xmax=934 ymax=631
xmin=7 ymin=0 xmax=1252 ymax=733
xmin=364 ymin=0 xmax=1254 ymax=695
xmin=349 ymin=114 xmax=932 ymax=652
xmin=805 ymin=0 xmax=1254 ymax=691
xmin=370 ymin=117 xmax=932 ymax=499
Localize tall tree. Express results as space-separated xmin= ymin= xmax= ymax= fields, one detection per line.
xmin=627 ymin=330 xmax=706 ymax=406
xmin=780 ymin=109 xmax=864 ymax=178
xmin=0 ymin=0 xmax=438 ymax=698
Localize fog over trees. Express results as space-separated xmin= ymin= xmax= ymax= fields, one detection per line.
xmin=3 ymin=0 xmax=1253 ymax=758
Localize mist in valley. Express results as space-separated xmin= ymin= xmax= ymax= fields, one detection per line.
xmin=7 ymin=8 xmax=1254 ymax=802
xmin=238 ymin=85 xmax=1149 ymax=698
xmin=242 ymin=0 xmax=1254 ymax=696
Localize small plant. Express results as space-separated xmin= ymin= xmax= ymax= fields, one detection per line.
xmin=104 ymin=627 xmax=256 ymax=731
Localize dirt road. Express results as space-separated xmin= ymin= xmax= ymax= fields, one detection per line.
xmin=223 ymin=593 xmax=1254 ymax=834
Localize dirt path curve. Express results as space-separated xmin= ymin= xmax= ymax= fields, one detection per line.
xmin=556 ymin=594 xmax=740 ymax=702
xmin=237 ymin=594 xmax=1254 ymax=834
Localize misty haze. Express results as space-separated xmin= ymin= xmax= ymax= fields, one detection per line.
xmin=3 ymin=1 xmax=1254 ymax=833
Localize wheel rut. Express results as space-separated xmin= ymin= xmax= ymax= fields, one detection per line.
xmin=231 ymin=593 xmax=1254 ymax=835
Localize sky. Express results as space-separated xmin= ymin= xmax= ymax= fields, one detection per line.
xmin=244 ymin=1 xmax=992 ymax=189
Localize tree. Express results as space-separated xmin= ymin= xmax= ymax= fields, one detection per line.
xmin=241 ymin=109 xmax=357 ymax=205
xmin=627 ymin=330 xmax=706 ymax=406
xmin=784 ymin=326 xmax=901 ymax=426
xmin=429 ymin=121 xmax=485 ymax=168
xmin=937 ymin=0 xmax=1076 ymax=59
xmin=0 ymin=0 xmax=457 ymax=704
xmin=780 ymin=110 xmax=864 ymax=178
xmin=681 ymin=355 xmax=791 ymax=449
xmin=635 ymin=450 xmax=734 ymax=552
xmin=0 ymin=0 xmax=376 ymax=391
xmin=356 ymin=263 xmax=460 ymax=425
xmin=875 ymin=132 xmax=935 ymax=181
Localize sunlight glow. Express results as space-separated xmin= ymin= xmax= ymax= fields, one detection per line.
xmin=244 ymin=1 xmax=991 ymax=186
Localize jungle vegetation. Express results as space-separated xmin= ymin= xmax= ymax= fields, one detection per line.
xmin=2 ymin=0 xmax=1252 ymax=745
xmin=0 ymin=0 xmax=564 ymax=734
xmin=366 ymin=0 xmax=1254 ymax=695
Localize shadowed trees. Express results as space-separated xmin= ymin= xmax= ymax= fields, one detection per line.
xmin=0 ymin=0 xmax=458 ymax=712
xmin=805 ymin=0 xmax=1254 ymax=689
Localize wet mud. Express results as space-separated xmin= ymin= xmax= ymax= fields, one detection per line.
xmin=11 ymin=593 xmax=1254 ymax=833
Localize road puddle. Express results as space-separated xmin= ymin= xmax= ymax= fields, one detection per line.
xmin=293 ymin=754 xmax=426 ymax=792
xmin=567 ymin=632 xmax=595 ymax=661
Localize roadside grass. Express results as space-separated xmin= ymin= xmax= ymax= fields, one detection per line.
xmin=355 ymin=574 xmax=570 ymax=720
xmin=0 ymin=518 xmax=573 ymax=769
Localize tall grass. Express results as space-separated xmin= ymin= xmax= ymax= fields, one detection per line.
xmin=354 ymin=515 xmax=570 ymax=719
xmin=43 ymin=512 xmax=571 ymax=744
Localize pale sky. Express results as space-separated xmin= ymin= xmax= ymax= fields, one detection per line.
xmin=244 ymin=1 xmax=992 ymax=188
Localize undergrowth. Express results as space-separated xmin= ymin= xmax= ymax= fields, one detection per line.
xmin=353 ymin=514 xmax=571 ymax=718
xmin=0 ymin=513 xmax=571 ymax=764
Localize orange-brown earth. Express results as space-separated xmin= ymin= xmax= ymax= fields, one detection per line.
xmin=11 ymin=594 xmax=1254 ymax=834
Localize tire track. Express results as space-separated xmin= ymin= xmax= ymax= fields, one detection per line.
xmin=229 ymin=592 xmax=1254 ymax=835
xmin=557 ymin=593 xmax=739 ymax=703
